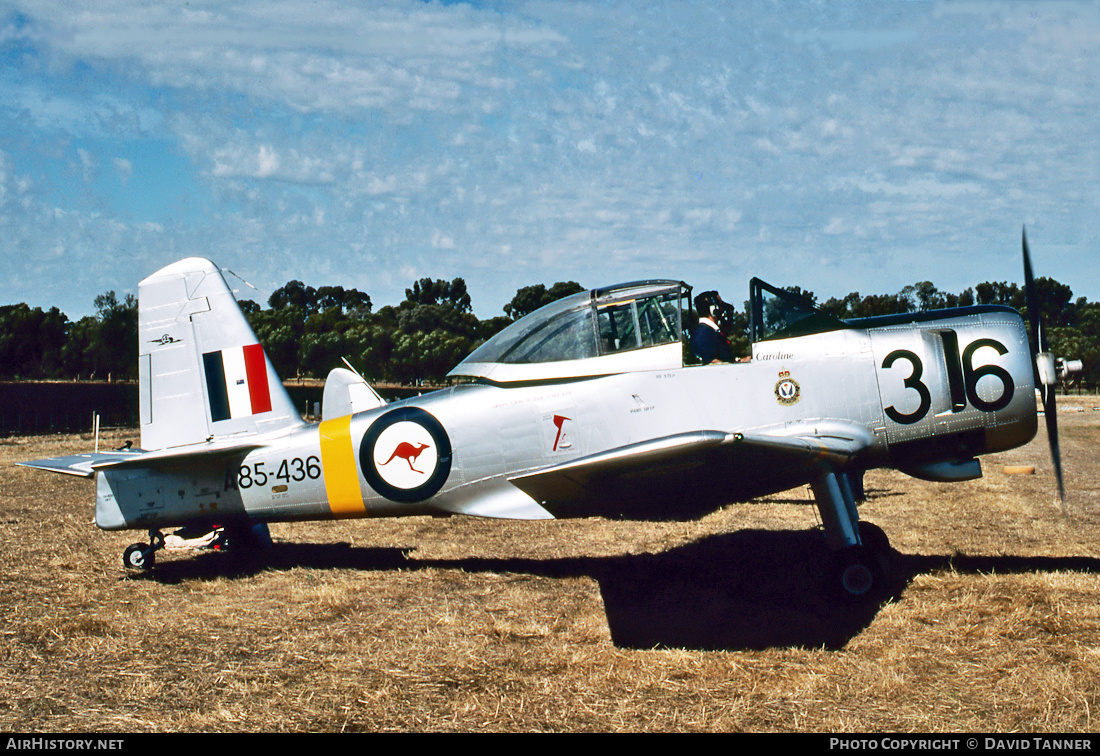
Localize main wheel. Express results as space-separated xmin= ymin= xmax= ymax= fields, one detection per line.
xmin=858 ymin=521 xmax=890 ymax=552
xmin=123 ymin=542 xmax=156 ymax=571
xmin=830 ymin=546 xmax=886 ymax=600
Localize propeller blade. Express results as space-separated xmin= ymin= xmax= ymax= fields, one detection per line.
xmin=1022 ymin=226 xmax=1065 ymax=506
xmin=1022 ymin=226 xmax=1047 ymax=353
xmin=1043 ymin=387 xmax=1065 ymax=503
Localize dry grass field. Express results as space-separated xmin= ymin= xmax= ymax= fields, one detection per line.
xmin=2 ymin=396 xmax=1099 ymax=733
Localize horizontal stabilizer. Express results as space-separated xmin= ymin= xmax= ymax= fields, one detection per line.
xmin=89 ymin=441 xmax=264 ymax=471
xmin=20 ymin=438 xmax=267 ymax=478
xmin=17 ymin=451 xmax=146 ymax=479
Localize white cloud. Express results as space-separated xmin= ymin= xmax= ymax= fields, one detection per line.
xmin=210 ymin=142 xmax=335 ymax=184
xmin=430 ymin=230 xmax=455 ymax=250
xmin=831 ymin=175 xmax=983 ymax=200
xmin=77 ymin=148 xmax=96 ymax=183
xmin=112 ymin=157 xmax=133 ymax=183
xmin=26 ymin=0 xmax=566 ymax=115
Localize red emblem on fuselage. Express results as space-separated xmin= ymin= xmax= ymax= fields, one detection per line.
xmin=552 ymin=414 xmax=571 ymax=451
xmin=381 ymin=442 xmax=431 ymax=473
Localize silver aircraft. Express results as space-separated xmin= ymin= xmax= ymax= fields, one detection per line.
xmin=20 ymin=230 xmax=1078 ymax=598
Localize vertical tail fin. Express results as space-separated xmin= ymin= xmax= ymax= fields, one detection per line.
xmin=138 ymin=257 xmax=304 ymax=450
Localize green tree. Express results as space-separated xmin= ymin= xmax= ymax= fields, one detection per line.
xmin=90 ymin=292 xmax=138 ymax=380
xmin=504 ymin=281 xmax=584 ymax=320
xmin=268 ymin=280 xmax=318 ymax=313
xmin=0 ymin=304 xmax=70 ymax=378
xmin=404 ymin=278 xmax=472 ymax=313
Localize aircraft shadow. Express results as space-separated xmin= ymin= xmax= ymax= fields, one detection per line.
xmin=132 ymin=532 xmax=1100 ymax=651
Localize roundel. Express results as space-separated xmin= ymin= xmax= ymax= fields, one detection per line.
xmin=360 ymin=407 xmax=452 ymax=503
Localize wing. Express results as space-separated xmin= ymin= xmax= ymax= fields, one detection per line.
xmin=508 ymin=420 xmax=873 ymax=520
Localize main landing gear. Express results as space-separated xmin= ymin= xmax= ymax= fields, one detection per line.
xmin=812 ymin=470 xmax=893 ymax=600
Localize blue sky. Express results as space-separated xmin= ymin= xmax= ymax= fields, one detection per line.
xmin=1 ymin=0 xmax=1098 ymax=319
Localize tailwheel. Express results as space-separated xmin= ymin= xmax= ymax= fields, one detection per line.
xmin=122 ymin=529 xmax=165 ymax=571
xmin=123 ymin=542 xmax=156 ymax=571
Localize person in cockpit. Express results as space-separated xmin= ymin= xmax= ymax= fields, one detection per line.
xmin=690 ymin=290 xmax=737 ymax=364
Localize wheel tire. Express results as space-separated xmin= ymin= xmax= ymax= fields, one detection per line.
xmin=123 ymin=543 xmax=155 ymax=571
xmin=858 ymin=521 xmax=890 ymax=552
xmin=831 ymin=546 xmax=885 ymax=601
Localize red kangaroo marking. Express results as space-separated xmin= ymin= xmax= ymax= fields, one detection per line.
xmin=552 ymin=414 xmax=570 ymax=451
xmin=381 ymin=441 xmax=431 ymax=474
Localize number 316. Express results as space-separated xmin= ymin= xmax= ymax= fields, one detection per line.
xmin=882 ymin=338 xmax=1014 ymax=425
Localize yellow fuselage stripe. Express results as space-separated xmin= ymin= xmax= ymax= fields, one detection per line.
xmin=319 ymin=416 xmax=365 ymax=516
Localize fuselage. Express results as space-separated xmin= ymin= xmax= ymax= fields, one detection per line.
xmin=94 ymin=305 xmax=1037 ymax=531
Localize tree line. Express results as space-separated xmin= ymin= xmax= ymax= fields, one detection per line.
xmin=0 ymin=291 xmax=137 ymax=382
xmin=1 ymin=275 xmax=1096 ymax=390
xmin=239 ymin=277 xmax=578 ymax=386
xmin=0 ymin=278 xmax=582 ymax=385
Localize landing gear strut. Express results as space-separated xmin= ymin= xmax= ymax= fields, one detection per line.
xmin=812 ymin=470 xmax=892 ymax=600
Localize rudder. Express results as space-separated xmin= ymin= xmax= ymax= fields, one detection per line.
xmin=138 ymin=257 xmax=304 ymax=450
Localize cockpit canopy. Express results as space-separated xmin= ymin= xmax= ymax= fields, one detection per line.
xmin=749 ymin=277 xmax=847 ymax=343
xmin=449 ymin=280 xmax=690 ymax=383
xmin=447 ymin=276 xmax=856 ymax=383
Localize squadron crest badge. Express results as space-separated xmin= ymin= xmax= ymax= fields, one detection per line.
xmin=775 ymin=371 xmax=801 ymax=406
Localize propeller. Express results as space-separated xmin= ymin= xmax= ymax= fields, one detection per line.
xmin=1021 ymin=226 xmax=1065 ymax=504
